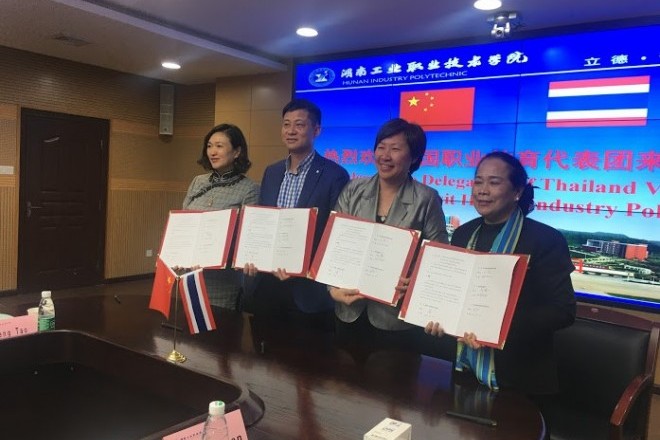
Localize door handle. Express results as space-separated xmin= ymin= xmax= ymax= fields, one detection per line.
xmin=26 ymin=201 xmax=43 ymax=219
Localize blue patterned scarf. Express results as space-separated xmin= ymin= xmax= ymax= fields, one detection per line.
xmin=455 ymin=207 xmax=524 ymax=391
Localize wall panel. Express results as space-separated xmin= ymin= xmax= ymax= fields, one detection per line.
xmin=0 ymin=184 xmax=17 ymax=291
xmin=105 ymin=184 xmax=186 ymax=278
xmin=215 ymin=72 xmax=292 ymax=183
xmin=0 ymin=103 xmax=18 ymax=290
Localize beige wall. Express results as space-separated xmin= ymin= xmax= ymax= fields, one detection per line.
xmin=214 ymin=72 xmax=293 ymax=181
xmin=0 ymin=45 xmax=292 ymax=290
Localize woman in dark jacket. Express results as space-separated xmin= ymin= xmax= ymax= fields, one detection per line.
xmin=426 ymin=151 xmax=576 ymax=396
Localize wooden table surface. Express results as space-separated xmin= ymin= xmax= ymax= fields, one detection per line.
xmin=2 ymin=285 xmax=545 ymax=440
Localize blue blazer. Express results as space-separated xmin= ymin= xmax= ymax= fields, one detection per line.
xmin=257 ymin=152 xmax=350 ymax=312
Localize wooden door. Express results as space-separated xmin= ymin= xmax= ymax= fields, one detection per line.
xmin=18 ymin=109 xmax=108 ymax=292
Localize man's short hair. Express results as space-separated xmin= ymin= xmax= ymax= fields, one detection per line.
xmin=282 ymin=99 xmax=322 ymax=126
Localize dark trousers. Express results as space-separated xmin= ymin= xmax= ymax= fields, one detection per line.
xmin=334 ymin=311 xmax=456 ymax=359
xmin=241 ymin=272 xmax=335 ymax=333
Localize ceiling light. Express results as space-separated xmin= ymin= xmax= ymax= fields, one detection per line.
xmin=161 ymin=61 xmax=181 ymax=70
xmin=296 ymin=27 xmax=318 ymax=38
xmin=473 ymin=0 xmax=502 ymax=11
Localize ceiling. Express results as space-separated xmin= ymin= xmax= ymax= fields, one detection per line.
xmin=2 ymin=0 xmax=659 ymax=85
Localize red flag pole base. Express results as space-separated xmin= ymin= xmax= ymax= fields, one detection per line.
xmin=167 ymin=349 xmax=187 ymax=363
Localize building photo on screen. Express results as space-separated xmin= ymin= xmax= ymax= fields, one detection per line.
xmin=295 ymin=23 xmax=660 ymax=312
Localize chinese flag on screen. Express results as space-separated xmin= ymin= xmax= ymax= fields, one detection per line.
xmin=400 ymin=88 xmax=475 ymax=131
xmin=149 ymin=257 xmax=176 ymax=319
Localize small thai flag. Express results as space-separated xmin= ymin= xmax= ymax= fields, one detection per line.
xmin=179 ymin=269 xmax=216 ymax=334
xmin=546 ymin=75 xmax=650 ymax=128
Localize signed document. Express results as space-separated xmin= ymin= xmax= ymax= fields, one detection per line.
xmin=399 ymin=241 xmax=529 ymax=349
xmin=309 ymin=212 xmax=420 ymax=305
xmin=232 ymin=205 xmax=317 ymax=276
xmin=158 ymin=209 xmax=238 ymax=269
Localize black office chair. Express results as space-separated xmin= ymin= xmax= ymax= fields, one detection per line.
xmin=543 ymin=304 xmax=659 ymax=440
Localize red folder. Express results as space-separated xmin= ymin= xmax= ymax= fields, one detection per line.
xmin=309 ymin=211 xmax=420 ymax=305
xmin=232 ymin=205 xmax=317 ymax=277
xmin=157 ymin=208 xmax=239 ymax=269
xmin=400 ymin=241 xmax=529 ymax=349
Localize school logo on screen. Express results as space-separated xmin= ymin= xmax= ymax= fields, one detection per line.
xmin=308 ymin=67 xmax=336 ymax=87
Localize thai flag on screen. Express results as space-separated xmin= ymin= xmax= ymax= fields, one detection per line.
xmin=179 ymin=269 xmax=216 ymax=334
xmin=546 ymin=75 xmax=650 ymax=128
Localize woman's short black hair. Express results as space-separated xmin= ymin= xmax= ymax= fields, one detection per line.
xmin=373 ymin=118 xmax=427 ymax=174
xmin=197 ymin=123 xmax=252 ymax=173
xmin=477 ymin=151 xmax=535 ymax=215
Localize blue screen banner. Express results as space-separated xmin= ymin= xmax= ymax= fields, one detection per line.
xmin=295 ymin=23 xmax=660 ymax=311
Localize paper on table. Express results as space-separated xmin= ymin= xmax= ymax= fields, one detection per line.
xmin=161 ymin=408 xmax=248 ymax=440
xmin=158 ymin=209 xmax=237 ymax=269
xmin=233 ymin=205 xmax=316 ymax=276
xmin=400 ymin=241 xmax=526 ymax=347
xmin=0 ymin=315 xmax=38 ymax=340
xmin=310 ymin=213 xmax=420 ymax=304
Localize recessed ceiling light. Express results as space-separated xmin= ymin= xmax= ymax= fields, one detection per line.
xmin=473 ymin=0 xmax=502 ymax=11
xmin=296 ymin=27 xmax=318 ymax=38
xmin=161 ymin=61 xmax=181 ymax=70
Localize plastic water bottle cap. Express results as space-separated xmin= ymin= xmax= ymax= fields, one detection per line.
xmin=208 ymin=400 xmax=225 ymax=416
xmin=41 ymin=291 xmax=52 ymax=298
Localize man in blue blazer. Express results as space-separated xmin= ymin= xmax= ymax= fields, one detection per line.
xmin=242 ymin=99 xmax=349 ymax=329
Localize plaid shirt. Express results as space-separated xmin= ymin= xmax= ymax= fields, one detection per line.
xmin=276 ymin=151 xmax=315 ymax=208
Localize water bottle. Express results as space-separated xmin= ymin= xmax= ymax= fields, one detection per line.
xmin=201 ymin=400 xmax=229 ymax=440
xmin=38 ymin=290 xmax=55 ymax=331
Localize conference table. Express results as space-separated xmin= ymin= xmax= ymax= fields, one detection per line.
xmin=0 ymin=285 xmax=545 ymax=439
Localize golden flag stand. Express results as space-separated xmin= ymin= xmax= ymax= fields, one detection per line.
xmin=166 ymin=273 xmax=187 ymax=363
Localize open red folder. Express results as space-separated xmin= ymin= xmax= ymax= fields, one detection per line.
xmin=399 ymin=241 xmax=529 ymax=349
xmin=157 ymin=208 xmax=239 ymax=269
xmin=309 ymin=211 xmax=420 ymax=305
xmin=232 ymin=205 xmax=317 ymax=277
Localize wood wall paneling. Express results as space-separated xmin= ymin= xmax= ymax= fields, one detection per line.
xmin=0 ymin=186 xmax=17 ymax=291
xmin=0 ymin=103 xmax=19 ymax=290
xmin=215 ymin=72 xmax=292 ymax=183
xmin=0 ymin=45 xmax=246 ymax=289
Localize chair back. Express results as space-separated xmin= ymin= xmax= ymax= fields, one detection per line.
xmin=554 ymin=305 xmax=656 ymax=415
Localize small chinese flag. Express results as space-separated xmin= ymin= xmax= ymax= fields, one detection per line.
xmin=400 ymin=87 xmax=475 ymax=131
xmin=149 ymin=257 xmax=176 ymax=319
